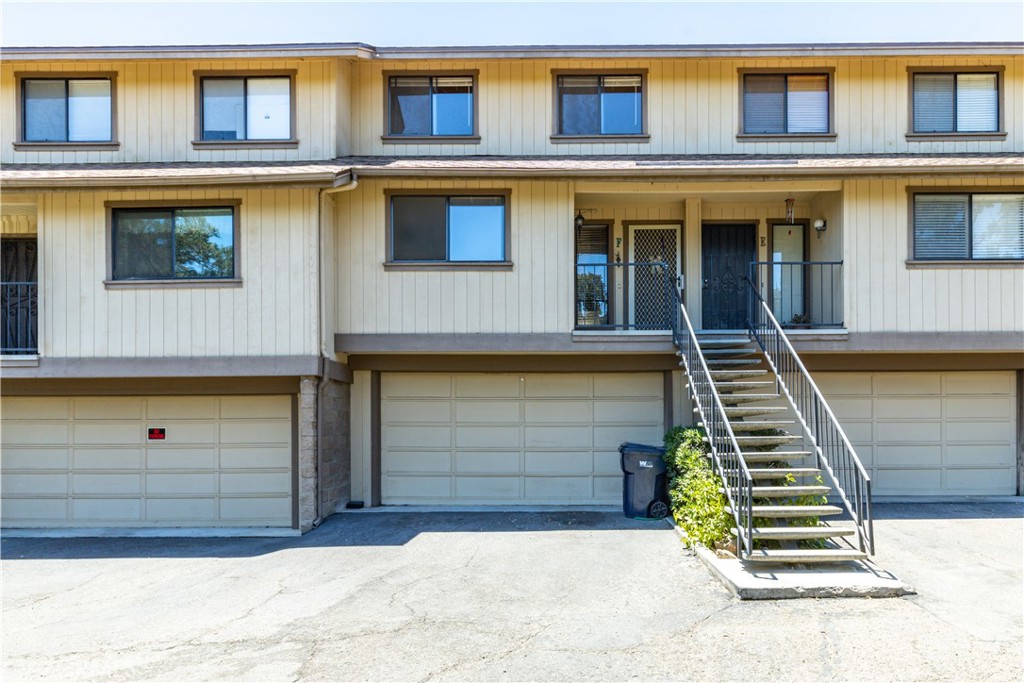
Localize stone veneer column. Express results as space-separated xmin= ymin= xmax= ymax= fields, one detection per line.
xmin=298 ymin=376 xmax=318 ymax=531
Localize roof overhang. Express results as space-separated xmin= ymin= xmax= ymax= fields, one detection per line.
xmin=2 ymin=41 xmax=1021 ymax=62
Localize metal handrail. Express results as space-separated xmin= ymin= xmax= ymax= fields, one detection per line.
xmin=749 ymin=260 xmax=844 ymax=329
xmin=666 ymin=274 xmax=755 ymax=557
xmin=746 ymin=278 xmax=874 ymax=554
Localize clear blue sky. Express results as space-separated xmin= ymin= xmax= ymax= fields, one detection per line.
xmin=2 ymin=1 xmax=1022 ymax=48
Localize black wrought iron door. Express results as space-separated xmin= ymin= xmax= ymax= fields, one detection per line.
xmin=701 ymin=223 xmax=755 ymax=330
xmin=1 ymin=239 xmax=38 ymax=354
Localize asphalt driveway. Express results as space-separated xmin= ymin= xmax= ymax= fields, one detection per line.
xmin=2 ymin=503 xmax=1021 ymax=681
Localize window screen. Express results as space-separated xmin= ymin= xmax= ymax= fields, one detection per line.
xmin=112 ymin=207 xmax=235 ymax=280
xmin=914 ymin=193 xmax=1023 ymax=261
xmin=201 ymin=76 xmax=291 ymax=141
xmin=388 ymin=75 xmax=474 ymax=136
xmin=912 ymin=72 xmax=998 ymax=133
xmin=743 ymin=73 xmax=829 ymax=134
xmin=23 ymin=78 xmax=112 ymax=142
xmin=557 ymin=75 xmax=643 ymax=135
xmin=391 ymin=195 xmax=506 ymax=262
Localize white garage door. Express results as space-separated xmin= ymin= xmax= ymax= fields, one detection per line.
xmin=1 ymin=396 xmax=293 ymax=527
xmin=816 ymin=372 xmax=1017 ymax=496
xmin=382 ymin=373 xmax=666 ymax=505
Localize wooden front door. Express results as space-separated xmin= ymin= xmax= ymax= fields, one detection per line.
xmin=701 ymin=223 xmax=755 ymax=330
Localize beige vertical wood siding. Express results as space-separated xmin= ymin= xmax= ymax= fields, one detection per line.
xmin=843 ymin=177 xmax=1024 ymax=334
xmin=334 ymin=178 xmax=574 ymax=334
xmin=1 ymin=59 xmax=337 ymax=164
xmin=346 ymin=55 xmax=1022 ymax=156
xmin=39 ymin=188 xmax=319 ymax=358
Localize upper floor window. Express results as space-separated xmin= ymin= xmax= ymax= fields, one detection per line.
xmin=742 ymin=72 xmax=832 ymax=136
xmin=199 ymin=74 xmax=293 ymax=142
xmin=386 ymin=74 xmax=476 ymax=138
xmin=20 ymin=76 xmax=113 ymax=143
xmin=911 ymin=71 xmax=1000 ymax=135
xmin=388 ymin=193 xmax=509 ymax=265
xmin=110 ymin=204 xmax=238 ymax=281
xmin=555 ymin=73 xmax=645 ymax=138
xmin=913 ymin=192 xmax=1023 ymax=261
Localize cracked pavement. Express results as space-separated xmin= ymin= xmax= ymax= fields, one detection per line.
xmin=2 ymin=504 xmax=1022 ymax=681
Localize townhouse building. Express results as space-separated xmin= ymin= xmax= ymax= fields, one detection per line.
xmin=1 ymin=41 xmax=1021 ymax=542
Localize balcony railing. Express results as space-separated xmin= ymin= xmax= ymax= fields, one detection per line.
xmin=2 ymin=282 xmax=38 ymax=354
xmin=749 ymin=261 xmax=843 ymax=329
xmin=576 ymin=261 xmax=677 ymax=331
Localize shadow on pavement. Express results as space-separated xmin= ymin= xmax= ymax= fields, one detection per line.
xmin=0 ymin=510 xmax=670 ymax=561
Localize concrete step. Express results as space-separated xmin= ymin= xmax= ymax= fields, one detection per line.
xmin=718 ymin=393 xmax=781 ymax=405
xmin=741 ymin=451 xmax=814 ymax=463
xmin=745 ymin=467 xmax=822 ymax=479
xmin=729 ymin=420 xmax=796 ymax=432
xmin=710 ymin=369 xmax=771 ymax=380
xmin=714 ymin=381 xmax=776 ymax=393
xmin=704 ymin=358 xmax=763 ymax=368
xmin=749 ymin=485 xmax=831 ymax=498
xmin=741 ymin=504 xmax=844 ymax=518
xmin=733 ymin=434 xmax=803 ymax=448
xmin=701 ymin=348 xmax=760 ymax=359
xmin=724 ymin=406 xmax=789 ymax=418
xmin=744 ymin=548 xmax=869 ymax=564
xmin=735 ymin=526 xmax=857 ymax=541
xmin=696 ymin=337 xmax=753 ymax=349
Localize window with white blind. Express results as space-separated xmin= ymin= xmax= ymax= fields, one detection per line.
xmin=20 ymin=76 xmax=114 ymax=144
xmin=742 ymin=73 xmax=831 ymax=135
xmin=912 ymin=72 xmax=1000 ymax=134
xmin=913 ymin=193 xmax=1024 ymax=261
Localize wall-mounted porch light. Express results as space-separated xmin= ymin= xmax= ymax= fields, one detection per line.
xmin=574 ymin=210 xmax=586 ymax=231
xmin=814 ymin=218 xmax=828 ymax=239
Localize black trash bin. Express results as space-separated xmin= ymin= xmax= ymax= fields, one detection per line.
xmin=619 ymin=442 xmax=670 ymax=519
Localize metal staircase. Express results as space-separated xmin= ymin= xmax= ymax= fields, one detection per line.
xmin=666 ymin=272 xmax=874 ymax=565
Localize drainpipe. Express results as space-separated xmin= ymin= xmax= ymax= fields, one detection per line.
xmin=312 ymin=171 xmax=359 ymax=528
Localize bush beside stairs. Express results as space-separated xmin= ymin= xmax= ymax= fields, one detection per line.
xmin=670 ymin=333 xmax=868 ymax=565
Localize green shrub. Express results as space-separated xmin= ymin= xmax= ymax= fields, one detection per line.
xmin=663 ymin=426 xmax=732 ymax=549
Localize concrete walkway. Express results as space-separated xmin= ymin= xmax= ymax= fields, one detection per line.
xmin=2 ymin=504 xmax=1021 ymax=681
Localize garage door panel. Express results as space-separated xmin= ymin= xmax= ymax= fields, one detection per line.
xmin=455 ymin=477 xmax=520 ymax=499
xmin=146 ymin=498 xmax=218 ymax=521
xmin=458 ymin=426 xmax=520 ymax=448
xmin=3 ymin=422 xmax=70 ymax=445
xmin=945 ymin=397 xmax=1013 ymax=419
xmin=875 ymin=398 xmax=942 ymax=420
xmin=593 ymin=400 xmax=662 ymax=423
xmin=72 ymin=498 xmax=142 ymax=521
xmin=5 ymin=473 xmax=68 ymax=495
xmin=594 ymin=425 xmax=663 ymax=449
xmin=384 ymin=475 xmax=451 ymax=499
xmin=456 ymin=400 xmax=519 ymax=423
xmin=73 ymin=398 xmax=143 ymax=420
xmin=220 ymin=421 xmax=290 ymax=445
xmin=524 ymin=374 xmax=589 ymax=398
xmin=946 ymin=421 xmax=1013 ymax=443
xmin=456 ymin=452 xmax=519 ymax=474
xmin=385 ymin=451 xmax=451 ymax=474
xmin=72 ymin=474 xmax=142 ymax=495
xmin=146 ymin=397 xmax=219 ymax=420
xmin=525 ymin=426 xmax=591 ymax=449
xmin=74 ymin=422 xmax=141 ymax=445
xmin=943 ymin=372 xmax=1013 ymax=395
xmin=147 ymin=448 xmax=218 ymax=470
xmin=875 ymin=445 xmax=941 ymax=467
xmin=874 ymin=469 xmax=942 ymax=491
xmin=816 ymin=373 xmax=873 ymax=395
xmin=525 ymin=476 xmax=591 ymax=500
xmin=875 ymin=374 xmax=941 ymax=395
xmin=2 ymin=498 xmax=68 ymax=521
xmin=457 ymin=374 xmax=520 ymax=398
xmin=219 ymin=447 xmax=290 ymax=470
xmin=594 ymin=374 xmax=662 ymax=398
xmin=946 ymin=444 xmax=1015 ymax=467
xmin=386 ymin=425 xmax=451 ymax=448
xmin=219 ymin=497 xmax=290 ymax=522
xmin=829 ymin=398 xmax=873 ymax=419
xmin=594 ymin=451 xmax=621 ymax=474
xmin=219 ymin=396 xmax=290 ymax=419
xmin=384 ymin=374 xmax=452 ymax=398
xmin=73 ymin=448 xmax=143 ymax=470
xmin=524 ymin=400 xmax=590 ymax=423
xmin=875 ymin=421 xmax=941 ymax=442
xmin=1 ymin=448 xmax=70 ymax=471
xmin=1 ymin=395 xmax=293 ymax=528
xmin=594 ymin=476 xmax=621 ymax=500
xmin=220 ymin=472 xmax=290 ymax=495
xmin=146 ymin=473 xmax=218 ymax=495
xmin=853 ymin=445 xmax=874 ymax=466
xmin=1 ymin=398 xmax=69 ymax=420
xmin=524 ymin=451 xmax=592 ymax=474
xmin=840 ymin=422 xmax=873 ymax=443
xmin=385 ymin=400 xmax=452 ymax=423
xmin=944 ymin=469 xmax=1016 ymax=493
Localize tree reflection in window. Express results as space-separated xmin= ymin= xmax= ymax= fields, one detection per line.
xmin=112 ymin=207 xmax=234 ymax=280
